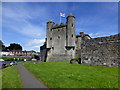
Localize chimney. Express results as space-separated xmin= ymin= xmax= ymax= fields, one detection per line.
xmin=79 ymin=32 xmax=84 ymax=35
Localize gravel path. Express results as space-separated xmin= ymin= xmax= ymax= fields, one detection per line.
xmin=16 ymin=64 xmax=48 ymax=88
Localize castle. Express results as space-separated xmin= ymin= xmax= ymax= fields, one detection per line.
xmin=40 ymin=13 xmax=119 ymax=67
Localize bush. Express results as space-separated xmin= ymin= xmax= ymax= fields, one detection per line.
xmin=55 ymin=24 xmax=59 ymax=27
xmin=33 ymin=55 xmax=40 ymax=60
xmin=60 ymin=23 xmax=64 ymax=26
xmin=70 ymin=58 xmax=81 ymax=64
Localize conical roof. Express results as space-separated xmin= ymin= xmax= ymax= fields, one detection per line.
xmin=67 ymin=13 xmax=75 ymax=19
xmin=49 ymin=19 xmax=52 ymax=22
xmin=47 ymin=19 xmax=55 ymax=24
xmin=69 ymin=13 xmax=73 ymax=16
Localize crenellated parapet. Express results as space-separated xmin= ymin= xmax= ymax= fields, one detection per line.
xmin=80 ymin=33 xmax=120 ymax=67
xmin=40 ymin=13 xmax=119 ymax=67
xmin=52 ymin=23 xmax=66 ymax=29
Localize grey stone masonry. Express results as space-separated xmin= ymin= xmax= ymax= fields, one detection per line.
xmin=81 ymin=34 xmax=120 ymax=67
xmin=40 ymin=13 xmax=119 ymax=67
xmin=40 ymin=13 xmax=76 ymax=62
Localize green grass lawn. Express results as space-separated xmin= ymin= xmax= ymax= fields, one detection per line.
xmin=22 ymin=62 xmax=118 ymax=88
xmin=0 ymin=69 xmax=2 ymax=89
xmin=2 ymin=66 xmax=23 ymax=88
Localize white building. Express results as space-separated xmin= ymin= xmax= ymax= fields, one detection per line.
xmin=0 ymin=51 xmax=10 ymax=56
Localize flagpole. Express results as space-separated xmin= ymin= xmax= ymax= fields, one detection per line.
xmin=60 ymin=13 xmax=61 ymax=24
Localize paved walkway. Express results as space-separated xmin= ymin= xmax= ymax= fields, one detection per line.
xmin=16 ymin=64 xmax=48 ymax=88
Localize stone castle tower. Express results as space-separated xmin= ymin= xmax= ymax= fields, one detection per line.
xmin=40 ymin=13 xmax=76 ymax=62
xmin=40 ymin=13 xmax=119 ymax=67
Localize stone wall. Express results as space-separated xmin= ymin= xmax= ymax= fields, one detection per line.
xmin=46 ymin=26 xmax=69 ymax=62
xmin=40 ymin=42 xmax=47 ymax=62
xmin=74 ymin=35 xmax=82 ymax=58
xmin=52 ymin=26 xmax=67 ymax=55
xmin=46 ymin=54 xmax=72 ymax=62
xmin=81 ymin=34 xmax=120 ymax=67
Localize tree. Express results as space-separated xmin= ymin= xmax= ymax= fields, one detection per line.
xmin=0 ymin=40 xmax=7 ymax=51
xmin=0 ymin=41 xmax=23 ymax=51
xmin=34 ymin=55 xmax=40 ymax=60
xmin=7 ymin=43 xmax=22 ymax=51
xmin=2 ymin=44 xmax=6 ymax=51
xmin=0 ymin=40 xmax=3 ymax=45
xmin=0 ymin=40 xmax=2 ymax=51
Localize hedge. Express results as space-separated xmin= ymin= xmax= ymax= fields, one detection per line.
xmin=0 ymin=57 xmax=32 ymax=61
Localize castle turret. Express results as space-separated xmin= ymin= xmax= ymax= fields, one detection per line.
xmin=74 ymin=32 xmax=91 ymax=59
xmin=66 ymin=13 xmax=76 ymax=47
xmin=46 ymin=19 xmax=55 ymax=48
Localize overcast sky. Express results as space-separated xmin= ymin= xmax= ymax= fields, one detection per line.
xmin=2 ymin=2 xmax=118 ymax=52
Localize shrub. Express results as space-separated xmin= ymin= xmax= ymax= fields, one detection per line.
xmin=55 ymin=24 xmax=59 ymax=27
xmin=60 ymin=23 xmax=64 ymax=26
xmin=33 ymin=55 xmax=40 ymax=60
xmin=70 ymin=58 xmax=81 ymax=64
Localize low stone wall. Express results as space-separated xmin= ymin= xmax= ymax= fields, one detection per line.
xmin=81 ymin=34 xmax=120 ymax=67
xmin=47 ymin=54 xmax=72 ymax=62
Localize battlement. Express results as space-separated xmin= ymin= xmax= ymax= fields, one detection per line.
xmin=81 ymin=33 xmax=120 ymax=67
xmin=76 ymin=32 xmax=91 ymax=38
xmin=40 ymin=13 xmax=119 ymax=67
xmin=52 ymin=23 xmax=66 ymax=29
xmin=88 ymin=33 xmax=120 ymax=43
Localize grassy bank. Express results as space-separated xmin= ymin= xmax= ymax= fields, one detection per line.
xmin=22 ymin=62 xmax=118 ymax=88
xmin=2 ymin=66 xmax=23 ymax=88
xmin=0 ymin=57 xmax=32 ymax=61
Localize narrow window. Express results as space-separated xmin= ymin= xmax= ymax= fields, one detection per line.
xmin=50 ymin=38 xmax=52 ymax=40
xmin=72 ymin=34 xmax=73 ymax=37
xmin=58 ymin=36 xmax=60 ymax=39
xmin=72 ymin=23 xmax=74 ymax=27
xmin=52 ymin=47 xmax=54 ymax=50
xmin=66 ymin=35 xmax=68 ymax=38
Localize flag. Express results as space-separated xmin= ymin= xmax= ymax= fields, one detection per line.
xmin=60 ymin=13 xmax=65 ymax=17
